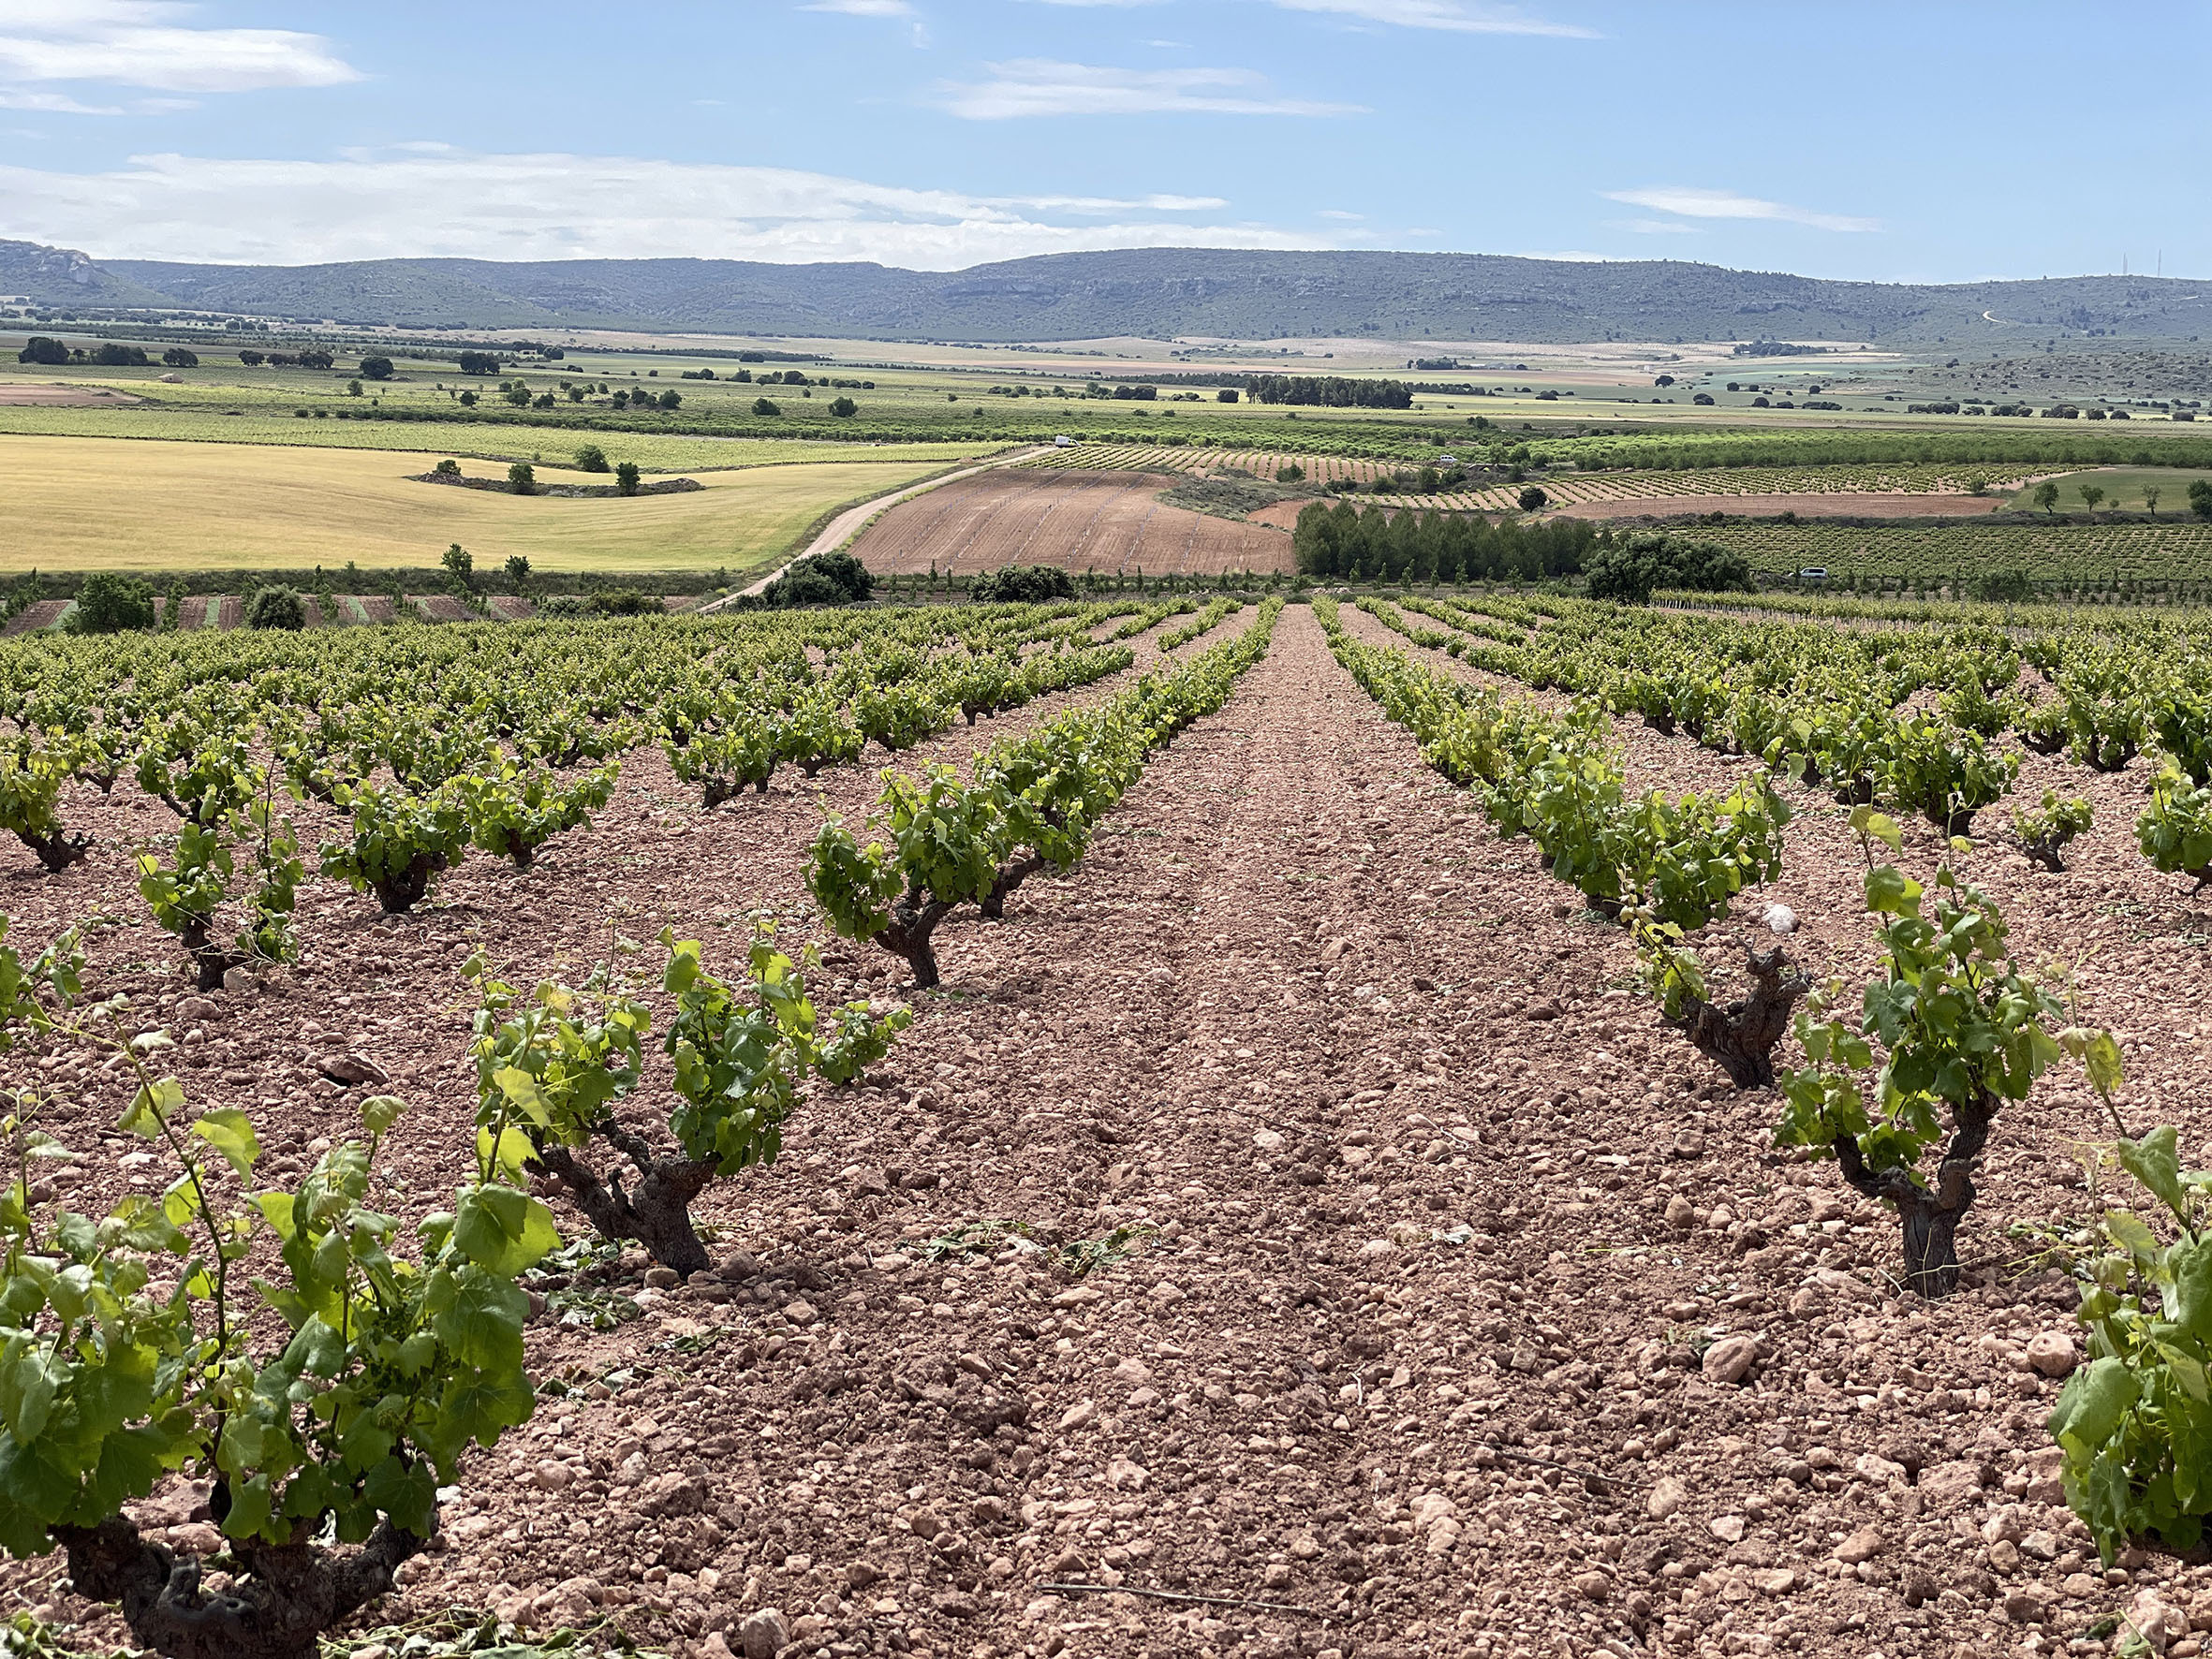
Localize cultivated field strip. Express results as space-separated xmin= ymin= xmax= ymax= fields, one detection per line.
xmin=846 ymin=470 xmax=1294 ymax=576
xmin=1022 ymin=444 xmax=2050 ymax=511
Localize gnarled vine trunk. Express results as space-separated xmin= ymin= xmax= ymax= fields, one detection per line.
xmin=1831 ymin=1089 xmax=1994 ymax=1298
xmin=54 ymin=1513 xmax=423 ymax=1659
xmin=980 ymin=852 xmax=1044 ymax=921
xmin=870 ymin=893 xmax=953 ymax=991
xmin=370 ymin=852 xmax=449 ymax=916
xmin=531 ymin=1135 xmax=717 ymax=1277
xmin=1664 ymin=945 xmax=1807 ymax=1089
xmin=17 ymin=828 xmax=90 ymax=874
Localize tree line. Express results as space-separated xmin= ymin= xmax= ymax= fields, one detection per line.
xmin=1293 ymin=499 xmax=1601 ymax=581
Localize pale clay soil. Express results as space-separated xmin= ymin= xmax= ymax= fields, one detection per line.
xmin=3 ymin=606 xmax=2210 ymax=1659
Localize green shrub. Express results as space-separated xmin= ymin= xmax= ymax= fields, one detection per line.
xmin=1972 ymin=567 xmax=2037 ymax=603
xmin=591 ymin=589 xmax=655 ymax=615
xmin=67 ymin=573 xmax=156 ymax=634
xmin=574 ymin=444 xmax=609 ymax=473
xmin=243 ymin=584 xmax=306 ymax=630
xmin=969 ymin=565 xmax=1076 ymax=604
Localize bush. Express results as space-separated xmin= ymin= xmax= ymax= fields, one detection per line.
xmin=829 ymin=396 xmax=858 ymax=417
xmin=763 ymin=568 xmax=852 ymax=609
xmin=504 ymin=554 xmax=531 ymax=584
xmin=969 ymin=565 xmax=1076 ymax=604
xmin=433 ymin=457 xmax=461 ymax=477
xmin=752 ymin=397 xmax=782 ymax=417
xmin=1518 ymin=485 xmax=1549 ymax=511
xmin=1276 ymin=464 xmax=1305 ymax=482
xmin=615 ymin=462 xmax=641 ymax=496
xmin=537 ymin=594 xmax=592 ymax=617
xmin=787 ymin=551 xmax=874 ymax=602
xmin=508 ymin=462 xmax=535 ymax=495
xmin=360 ymin=355 xmax=393 ymax=380
xmin=67 ymin=573 xmax=156 ymax=634
xmin=243 ymin=584 xmax=307 ymax=630
xmin=1584 ymin=543 xmax=1658 ymax=605
xmin=591 ymin=589 xmax=655 ymax=615
xmin=574 ymin=444 xmax=609 ymax=473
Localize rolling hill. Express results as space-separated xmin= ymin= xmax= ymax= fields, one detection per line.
xmin=7 ymin=239 xmax=2207 ymax=345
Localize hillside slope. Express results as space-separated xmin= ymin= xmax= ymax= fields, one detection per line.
xmin=13 ymin=240 xmax=2207 ymax=345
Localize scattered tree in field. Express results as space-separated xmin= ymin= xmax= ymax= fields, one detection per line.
xmin=752 ymin=397 xmax=781 ymax=417
xmin=243 ymin=585 xmax=306 ymax=630
xmin=67 ymin=573 xmax=156 ymax=635
xmin=2146 ymin=485 xmax=2161 ymax=518
xmin=433 ymin=457 xmax=461 ymax=477
xmin=504 ymin=554 xmax=531 ymax=585
xmin=574 ymin=444 xmax=609 ymax=473
xmin=347 ymin=380 xmax=363 ymax=398
xmin=360 ymin=355 xmax=393 ymax=380
xmin=615 ymin=461 xmax=641 ymax=495
xmin=17 ymin=336 xmax=68 ymax=365
xmin=91 ymin=344 xmax=148 ymax=366
xmin=237 ymin=348 xmax=264 ymax=366
xmin=457 ymin=389 xmax=477 ymax=406
xmin=2035 ymin=480 xmax=2062 ymax=517
xmin=457 ymin=349 xmax=498 ymax=374
xmin=2079 ymin=483 xmax=2106 ymax=514
xmin=444 ymin=543 xmax=475 ymax=584
xmin=507 ymin=463 xmax=535 ymax=495
xmin=2190 ymin=479 xmax=2212 ymax=521
xmin=658 ymin=389 xmax=681 ymax=409
xmin=160 ymin=346 xmax=199 ymax=369
xmin=1518 ymin=485 xmax=1548 ymax=511
xmin=1217 ymin=389 xmax=1240 ymax=403
xmin=829 ymin=396 xmax=858 ymax=417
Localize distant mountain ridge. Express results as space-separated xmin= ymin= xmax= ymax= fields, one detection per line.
xmin=4 ymin=239 xmax=2207 ymax=345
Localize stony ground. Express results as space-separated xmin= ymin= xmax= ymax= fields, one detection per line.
xmin=5 ymin=605 xmax=2211 ymax=1659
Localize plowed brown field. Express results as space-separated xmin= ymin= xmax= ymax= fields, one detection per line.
xmin=847 ymin=470 xmax=1295 ymax=577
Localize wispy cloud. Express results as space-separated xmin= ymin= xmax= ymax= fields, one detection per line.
xmin=1266 ymin=0 xmax=1597 ymax=36
xmin=1317 ymin=209 xmax=1363 ymax=221
xmin=799 ymin=0 xmax=916 ymax=14
xmin=1516 ymin=249 xmax=1615 ymax=262
xmin=936 ymin=58 xmax=1362 ymax=119
xmin=1025 ymin=0 xmax=1593 ymax=24
xmin=0 ymin=147 xmax=1352 ymax=268
xmin=0 ymin=1 xmax=359 ymax=103
xmin=1603 ymin=185 xmax=1880 ymax=234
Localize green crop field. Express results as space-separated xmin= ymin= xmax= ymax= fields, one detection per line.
xmin=0 ymin=434 xmax=976 ymax=576
xmin=2002 ymin=464 xmax=2212 ymax=513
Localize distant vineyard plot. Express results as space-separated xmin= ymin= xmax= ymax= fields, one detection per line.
xmin=1695 ymin=520 xmax=2212 ymax=581
xmin=1025 ymin=443 xmax=2048 ymax=512
xmin=844 ymin=469 xmax=1294 ymax=576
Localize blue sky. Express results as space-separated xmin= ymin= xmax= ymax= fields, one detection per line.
xmin=0 ymin=1 xmax=2205 ymax=280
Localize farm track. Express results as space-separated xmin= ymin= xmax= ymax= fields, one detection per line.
xmin=8 ymin=609 xmax=2212 ymax=1656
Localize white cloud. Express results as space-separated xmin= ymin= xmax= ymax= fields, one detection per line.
xmin=1317 ymin=209 xmax=1363 ymax=220
xmin=1265 ymin=0 xmax=1597 ymax=35
xmin=1603 ymin=185 xmax=1880 ymax=234
xmin=937 ymin=57 xmax=1361 ymax=118
xmin=1515 ymin=249 xmax=1615 ymax=262
xmin=0 ymin=147 xmax=1350 ymax=268
xmin=0 ymin=2 xmax=358 ymax=101
xmin=800 ymin=0 xmax=915 ymax=13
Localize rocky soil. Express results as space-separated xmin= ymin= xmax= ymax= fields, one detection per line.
xmin=3 ymin=605 xmax=2209 ymax=1659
